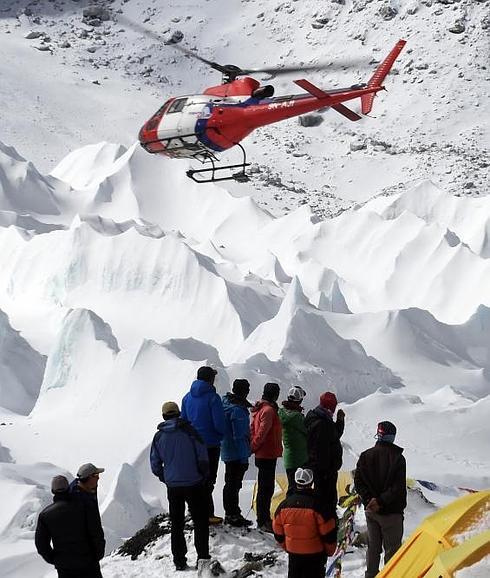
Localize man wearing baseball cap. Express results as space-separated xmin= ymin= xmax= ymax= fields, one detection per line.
xmin=150 ymin=400 xmax=211 ymax=571
xmin=69 ymin=462 xmax=106 ymax=568
xmin=70 ymin=462 xmax=105 ymax=502
xmin=35 ymin=474 xmax=105 ymax=577
xmin=354 ymin=421 xmax=406 ymax=578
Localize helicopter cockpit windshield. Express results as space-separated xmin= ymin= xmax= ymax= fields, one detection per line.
xmin=166 ymin=97 xmax=188 ymax=113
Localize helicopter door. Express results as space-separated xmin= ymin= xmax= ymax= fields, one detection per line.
xmin=157 ymin=97 xmax=188 ymax=139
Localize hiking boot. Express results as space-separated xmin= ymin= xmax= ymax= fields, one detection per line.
xmin=225 ymin=515 xmax=252 ymax=527
xmin=258 ymin=520 xmax=274 ymax=533
xmin=175 ymin=560 xmax=188 ymax=571
xmin=197 ymin=558 xmax=226 ymax=576
xmin=208 ymin=515 xmax=223 ymax=525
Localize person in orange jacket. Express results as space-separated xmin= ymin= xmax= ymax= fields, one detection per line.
xmin=250 ymin=382 xmax=282 ymax=532
xmin=273 ymin=468 xmax=337 ymax=578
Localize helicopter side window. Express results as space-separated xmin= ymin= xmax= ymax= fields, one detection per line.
xmin=167 ymin=98 xmax=188 ymax=114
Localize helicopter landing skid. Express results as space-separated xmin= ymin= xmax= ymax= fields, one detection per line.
xmin=187 ymin=142 xmax=251 ymax=184
xmin=187 ymin=162 xmax=251 ymax=184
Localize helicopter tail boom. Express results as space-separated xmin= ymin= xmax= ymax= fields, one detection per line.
xmin=361 ymin=39 xmax=407 ymax=114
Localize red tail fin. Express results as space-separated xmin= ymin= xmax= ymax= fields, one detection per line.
xmin=361 ymin=39 xmax=406 ymax=115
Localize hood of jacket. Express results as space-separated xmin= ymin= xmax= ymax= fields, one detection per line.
xmin=251 ymin=399 xmax=278 ymax=414
xmin=308 ymin=405 xmax=333 ymax=421
xmin=223 ymin=392 xmax=252 ymax=411
xmin=375 ymin=440 xmax=404 ymax=453
xmin=190 ymin=379 xmax=216 ymax=398
xmin=279 ymin=406 xmax=303 ymax=425
xmin=157 ymin=418 xmax=183 ymax=433
xmin=282 ymin=399 xmax=303 ymax=412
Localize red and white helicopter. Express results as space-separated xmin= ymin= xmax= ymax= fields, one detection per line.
xmin=136 ymin=26 xmax=406 ymax=183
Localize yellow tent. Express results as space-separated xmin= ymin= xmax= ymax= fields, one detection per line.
xmin=377 ymin=490 xmax=490 ymax=577
xmin=253 ymin=470 xmax=354 ymax=517
xmin=425 ymin=530 xmax=490 ymax=577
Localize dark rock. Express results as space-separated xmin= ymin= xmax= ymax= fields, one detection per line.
xmin=165 ymin=30 xmax=184 ymax=45
xmin=379 ymin=5 xmax=398 ymax=20
xmin=83 ymin=5 xmax=110 ymax=21
xmin=350 ymin=138 xmax=367 ymax=151
xmin=118 ymin=514 xmax=184 ymax=560
xmin=449 ymin=20 xmax=465 ymax=34
xmin=25 ymin=31 xmax=43 ymax=39
xmin=298 ymin=114 xmax=324 ymax=127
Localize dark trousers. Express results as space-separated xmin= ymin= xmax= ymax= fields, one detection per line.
xmin=313 ymin=470 xmax=338 ymax=519
xmin=223 ymin=461 xmax=248 ymax=517
xmin=288 ymin=552 xmax=327 ymax=578
xmin=365 ymin=511 xmax=403 ymax=578
xmin=255 ymin=457 xmax=277 ymax=526
xmin=167 ymin=484 xmax=209 ymax=566
xmin=207 ymin=446 xmax=220 ymax=517
xmin=57 ymin=565 xmax=102 ymax=578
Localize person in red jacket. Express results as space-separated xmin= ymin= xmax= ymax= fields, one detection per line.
xmin=273 ymin=468 xmax=337 ymax=578
xmin=250 ymin=382 xmax=282 ymax=532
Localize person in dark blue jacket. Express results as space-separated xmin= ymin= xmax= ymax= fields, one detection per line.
xmin=221 ymin=379 xmax=253 ymax=527
xmin=181 ymin=366 xmax=225 ymax=523
xmin=150 ymin=401 xmax=210 ymax=571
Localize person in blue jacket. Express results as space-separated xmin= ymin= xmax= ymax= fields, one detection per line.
xmin=150 ymin=401 xmax=210 ymax=572
xmin=181 ymin=366 xmax=225 ymax=524
xmin=221 ymin=379 xmax=253 ymax=527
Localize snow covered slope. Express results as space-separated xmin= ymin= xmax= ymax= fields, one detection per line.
xmin=0 ymin=138 xmax=488 ymax=576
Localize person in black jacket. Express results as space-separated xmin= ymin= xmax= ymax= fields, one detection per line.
xmin=35 ymin=475 xmax=105 ymax=578
xmin=354 ymin=421 xmax=406 ymax=578
xmin=305 ymin=391 xmax=344 ymax=519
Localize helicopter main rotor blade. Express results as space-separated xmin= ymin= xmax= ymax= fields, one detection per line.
xmin=116 ymin=15 xmax=226 ymax=72
xmin=117 ymin=14 xmax=369 ymax=80
xmin=239 ymin=59 xmax=369 ymax=76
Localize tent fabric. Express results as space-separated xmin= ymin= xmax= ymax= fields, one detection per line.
xmin=424 ymin=530 xmax=490 ymax=577
xmin=377 ymin=490 xmax=490 ymax=577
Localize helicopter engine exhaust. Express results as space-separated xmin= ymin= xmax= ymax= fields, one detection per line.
xmin=251 ymin=85 xmax=275 ymax=99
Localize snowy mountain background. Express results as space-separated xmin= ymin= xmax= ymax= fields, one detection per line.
xmin=0 ymin=0 xmax=489 ymax=576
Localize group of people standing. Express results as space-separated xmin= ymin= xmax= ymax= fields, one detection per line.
xmin=149 ymin=366 xmax=348 ymax=574
xmin=34 ymin=364 xmax=407 ymax=578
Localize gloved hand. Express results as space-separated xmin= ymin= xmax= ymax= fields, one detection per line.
xmin=366 ymin=497 xmax=380 ymax=513
xmin=337 ymin=408 xmax=345 ymax=420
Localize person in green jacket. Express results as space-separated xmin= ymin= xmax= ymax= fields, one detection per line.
xmin=279 ymin=386 xmax=308 ymax=494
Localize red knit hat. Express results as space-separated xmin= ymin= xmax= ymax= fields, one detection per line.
xmin=320 ymin=391 xmax=338 ymax=412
